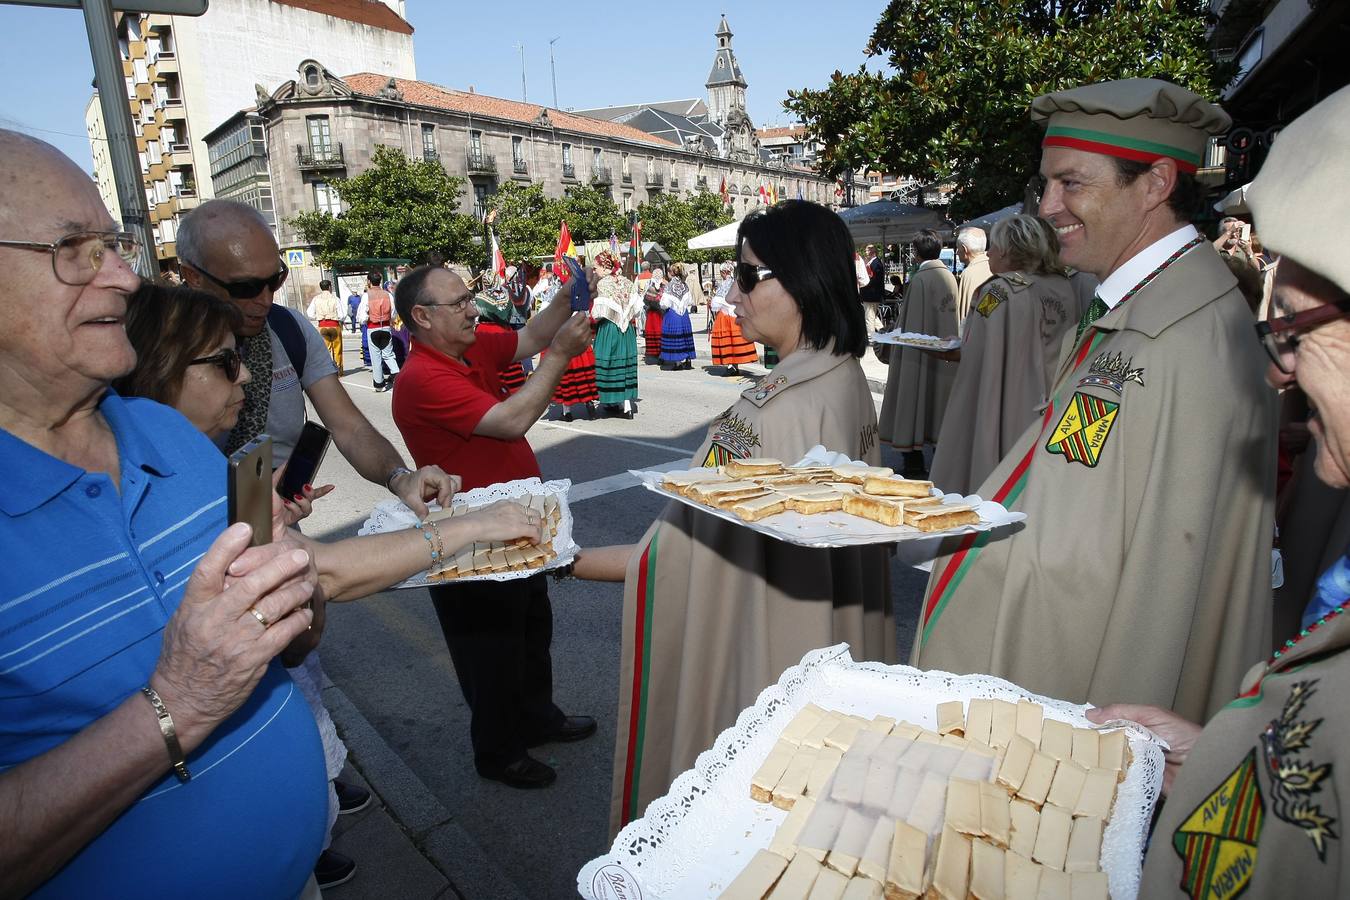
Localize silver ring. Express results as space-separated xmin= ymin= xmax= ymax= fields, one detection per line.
xmin=248 ymin=606 xmax=271 ymax=628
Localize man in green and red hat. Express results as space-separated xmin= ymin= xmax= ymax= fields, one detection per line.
xmin=912 ymin=79 xmax=1278 ymax=724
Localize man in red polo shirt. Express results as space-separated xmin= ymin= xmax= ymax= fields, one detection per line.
xmin=392 ymin=265 xmax=595 ymax=788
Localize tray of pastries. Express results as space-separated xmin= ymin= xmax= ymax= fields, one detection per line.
xmin=870 ymin=330 xmax=961 ymax=351
xmin=632 ymin=456 xmax=1023 ymax=548
xmin=357 ymin=477 xmax=578 ymax=586
xmin=579 ymin=645 xmax=1165 ymax=900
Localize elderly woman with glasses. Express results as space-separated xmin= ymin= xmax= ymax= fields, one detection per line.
xmin=575 ymin=201 xmax=893 ymax=835
xmin=1081 ymin=85 xmax=1350 ymax=899
xmin=113 ymin=282 xmax=541 ymax=604
xmin=929 ymin=214 xmax=1083 ymax=495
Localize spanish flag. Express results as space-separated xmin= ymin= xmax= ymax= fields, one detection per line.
xmin=554 ymin=219 xmax=577 ymax=282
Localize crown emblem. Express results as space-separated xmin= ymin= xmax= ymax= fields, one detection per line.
xmin=1080 ymin=351 xmax=1145 ymax=396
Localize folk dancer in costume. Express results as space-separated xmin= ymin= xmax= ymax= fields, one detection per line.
xmin=590 ymin=250 xmax=642 ymax=418
xmin=473 ymin=284 xmax=528 ymax=396
xmin=573 ymin=202 xmax=892 ymax=835
xmin=913 ymin=79 xmax=1277 ymax=724
xmin=1091 ymin=85 xmax=1350 ymax=898
xmin=658 ymin=263 xmax=697 ymax=371
xmin=306 ymin=278 xmax=345 ymax=370
xmin=710 ymin=260 xmax=758 ymax=376
xmin=641 ymin=267 xmax=665 ymax=363
xmin=953 ymin=227 xmax=993 ymax=333
xmin=929 ymin=215 xmax=1084 ymax=495
xmin=878 ymin=229 xmax=959 ymax=478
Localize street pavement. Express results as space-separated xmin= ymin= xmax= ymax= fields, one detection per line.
xmin=304 ymin=318 xmax=926 ymax=899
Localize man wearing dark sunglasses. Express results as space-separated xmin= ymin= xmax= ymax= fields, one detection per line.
xmin=179 ymin=199 xmax=458 ymax=889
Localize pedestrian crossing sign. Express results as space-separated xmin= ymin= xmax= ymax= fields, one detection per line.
xmin=285 ymin=249 xmax=307 ymax=266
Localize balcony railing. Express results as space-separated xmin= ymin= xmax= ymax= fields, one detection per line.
xmin=296 ymin=143 xmax=345 ymax=170
xmin=645 ymin=171 xmax=663 ymax=188
xmin=621 ymin=171 xmax=633 ymax=184
xmin=590 ymin=165 xmax=612 ymax=185
xmin=669 ymin=175 xmax=679 ymax=189
xmin=697 ymin=176 xmax=709 ymax=190
xmin=561 ymin=162 xmax=576 ymax=179
xmin=465 ymin=149 xmax=496 ymax=175
xmin=512 ymin=157 xmax=528 ymax=175
xmin=422 ymin=149 xmax=440 ymax=162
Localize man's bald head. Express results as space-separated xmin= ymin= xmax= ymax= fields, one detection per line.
xmin=177 ymin=199 xmax=276 ymax=270
xmin=0 ymin=130 xmax=110 ymax=234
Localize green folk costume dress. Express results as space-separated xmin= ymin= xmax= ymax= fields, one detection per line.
xmin=609 ymin=343 xmax=895 ymax=836
xmin=914 ymin=237 xmax=1278 ymax=724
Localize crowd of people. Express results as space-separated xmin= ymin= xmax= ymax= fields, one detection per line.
xmin=2 ymin=72 xmax=1349 ymax=899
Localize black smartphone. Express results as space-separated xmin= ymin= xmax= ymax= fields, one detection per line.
xmin=228 ymin=435 xmax=273 ymax=548
xmin=276 ymin=421 xmax=332 ymax=500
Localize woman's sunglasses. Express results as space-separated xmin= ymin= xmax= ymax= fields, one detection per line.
xmin=736 ymin=263 xmax=775 ymax=294
xmin=190 ymin=347 xmax=243 ymax=382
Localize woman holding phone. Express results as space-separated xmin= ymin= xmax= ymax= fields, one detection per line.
xmin=114 ymin=282 xmax=541 ymax=602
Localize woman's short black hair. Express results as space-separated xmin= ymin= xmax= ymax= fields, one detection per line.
xmin=913 ymin=230 xmax=943 ymax=261
xmin=736 ymin=200 xmax=867 ymax=358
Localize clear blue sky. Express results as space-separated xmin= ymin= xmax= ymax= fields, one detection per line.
xmin=0 ymin=0 xmax=888 ymax=173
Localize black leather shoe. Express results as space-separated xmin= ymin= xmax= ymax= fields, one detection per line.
xmin=334 ymin=779 xmax=371 ymax=815
xmin=314 ymin=849 xmax=357 ymax=889
xmin=527 ymin=715 xmax=598 ymax=747
xmin=477 ymin=754 xmax=557 ymax=789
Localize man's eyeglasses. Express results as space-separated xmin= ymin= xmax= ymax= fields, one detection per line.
xmin=418 ymin=294 xmax=474 ymax=314
xmin=0 ymin=231 xmax=141 ymax=285
xmin=736 ymin=263 xmax=776 ymax=294
xmin=1254 ymin=296 xmax=1350 ymax=374
xmin=187 ymin=259 xmax=289 ymax=299
xmin=190 ymin=347 xmax=243 ymax=382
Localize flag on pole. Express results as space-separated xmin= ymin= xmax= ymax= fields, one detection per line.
xmin=554 ymin=219 xmax=577 ymax=281
xmin=758 ymin=185 xmax=769 ymax=204
xmin=629 ymin=220 xmax=643 ymax=279
xmin=489 ymin=228 xmax=506 ymax=283
xmin=719 ymin=176 xmax=729 ymax=205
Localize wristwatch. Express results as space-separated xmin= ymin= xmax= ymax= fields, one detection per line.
xmin=385 ymin=465 xmax=413 ymax=492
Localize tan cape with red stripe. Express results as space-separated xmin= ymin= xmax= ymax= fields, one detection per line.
xmin=914 ymin=240 xmax=1277 ymax=724
xmin=609 ymin=343 xmax=894 ymax=837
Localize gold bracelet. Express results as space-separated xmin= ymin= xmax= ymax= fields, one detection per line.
xmin=141 ymin=686 xmax=190 ymax=782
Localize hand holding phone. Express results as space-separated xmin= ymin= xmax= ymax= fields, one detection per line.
xmin=228 ymin=436 xmax=273 ymax=548
xmin=276 ymin=422 xmax=332 ymax=501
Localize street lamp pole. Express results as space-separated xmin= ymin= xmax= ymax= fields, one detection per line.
xmin=548 ymin=36 xmax=560 ymax=109
xmin=515 ymin=42 xmax=527 ymax=102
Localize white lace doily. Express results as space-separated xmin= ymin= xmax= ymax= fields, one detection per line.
xmin=356 ymin=477 xmax=577 ymax=586
xmin=630 ymin=445 xmax=1026 ymax=549
xmin=578 ymin=644 xmax=1164 ymax=900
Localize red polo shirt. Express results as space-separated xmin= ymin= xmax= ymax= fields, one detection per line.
xmin=391 ymin=331 xmax=541 ymax=490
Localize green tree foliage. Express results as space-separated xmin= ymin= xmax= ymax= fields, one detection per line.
xmin=637 ymin=191 xmax=736 ymax=264
xmin=557 ymin=183 xmax=626 ymax=247
xmin=785 ymin=0 xmax=1234 ymax=219
xmin=486 ymin=181 xmax=562 ymax=261
xmin=289 ymin=144 xmax=478 ymax=265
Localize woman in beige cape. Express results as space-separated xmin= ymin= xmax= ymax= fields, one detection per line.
xmin=930 ymin=214 xmax=1084 ymax=496
xmin=577 ymin=201 xmax=894 ymax=837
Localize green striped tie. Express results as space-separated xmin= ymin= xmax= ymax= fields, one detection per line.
xmin=1076 ymin=294 xmax=1109 ymax=341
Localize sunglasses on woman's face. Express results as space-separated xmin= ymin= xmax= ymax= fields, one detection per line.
xmin=190 ymin=347 xmax=243 ymax=382
xmin=735 ymin=263 xmax=775 ymax=294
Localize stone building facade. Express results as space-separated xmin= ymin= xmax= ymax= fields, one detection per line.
xmin=252 ymin=60 xmax=837 ymax=256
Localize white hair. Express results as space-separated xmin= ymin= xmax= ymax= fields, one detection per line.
xmin=957 ymin=227 xmax=987 ymax=254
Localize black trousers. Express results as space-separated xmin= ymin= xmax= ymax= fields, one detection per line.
xmin=429 ymin=573 xmax=564 ymax=769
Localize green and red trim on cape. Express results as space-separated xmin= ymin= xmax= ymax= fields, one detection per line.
xmin=619 ymin=531 xmax=660 ymax=827
xmin=1230 ymin=601 xmax=1348 ymax=707
xmin=1043 ymin=125 xmax=1202 ymax=173
xmin=919 ymin=235 xmax=1205 ymax=645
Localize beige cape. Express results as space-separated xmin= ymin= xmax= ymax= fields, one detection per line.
xmin=930 ymin=271 xmax=1084 ymax=496
xmin=610 ymin=344 xmax=894 ymax=836
xmin=914 ymin=244 xmax=1277 ymax=723
xmin=1141 ymin=607 xmax=1350 ymax=898
xmin=955 ymin=254 xmax=993 ymax=331
xmin=878 ymin=261 xmax=959 ymax=450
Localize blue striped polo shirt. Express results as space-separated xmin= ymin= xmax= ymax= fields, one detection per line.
xmin=0 ymin=391 xmax=327 ymax=899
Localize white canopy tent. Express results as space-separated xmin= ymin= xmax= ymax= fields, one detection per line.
xmin=687 ymin=218 xmax=744 ymax=250
xmin=1215 ymin=183 xmax=1252 ymax=215
xmin=836 ymin=201 xmax=955 ymax=245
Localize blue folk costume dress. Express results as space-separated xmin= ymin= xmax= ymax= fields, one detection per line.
xmin=591 ymin=272 xmax=642 ymax=407
xmin=658 ymin=277 xmax=696 ymax=365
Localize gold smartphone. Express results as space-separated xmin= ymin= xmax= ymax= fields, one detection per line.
xmin=228 ymin=436 xmax=273 ymax=548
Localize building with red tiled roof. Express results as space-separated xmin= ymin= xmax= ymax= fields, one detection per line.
xmin=239 ymin=59 xmax=839 ymax=284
